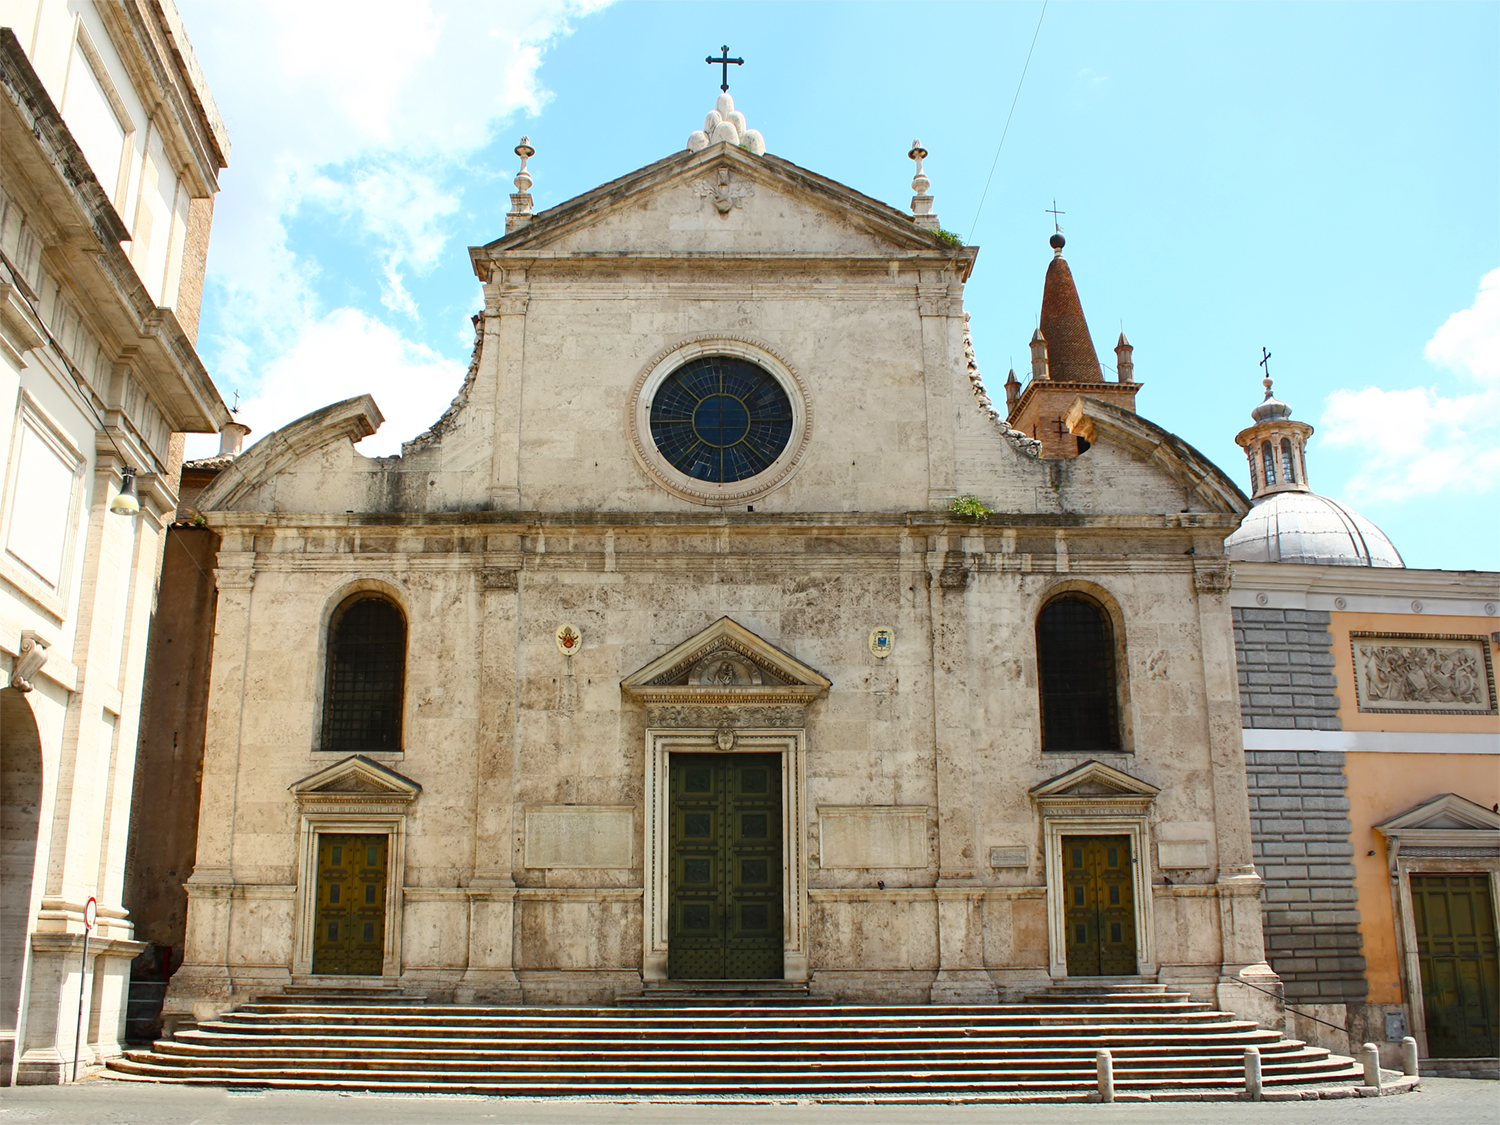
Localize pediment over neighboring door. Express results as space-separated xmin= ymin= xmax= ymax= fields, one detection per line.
xmin=1030 ymin=759 xmax=1161 ymax=815
xmin=290 ymin=755 xmax=422 ymax=813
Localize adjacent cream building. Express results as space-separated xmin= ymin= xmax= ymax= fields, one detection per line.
xmin=166 ymin=98 xmax=1281 ymax=1027
xmin=0 ymin=0 xmax=229 ymax=1083
xmin=1224 ymin=379 xmax=1500 ymax=1069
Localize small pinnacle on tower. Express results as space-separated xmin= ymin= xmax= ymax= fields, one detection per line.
xmin=908 ymin=140 xmax=939 ymax=230
xmin=506 ymin=137 xmax=535 ymax=233
xmin=1115 ymin=332 xmax=1134 ymax=383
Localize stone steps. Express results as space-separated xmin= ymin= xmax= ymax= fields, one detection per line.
xmin=107 ymin=989 xmax=1364 ymax=1097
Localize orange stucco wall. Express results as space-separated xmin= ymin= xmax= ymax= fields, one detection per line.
xmin=1330 ymin=612 xmax=1500 ymax=734
xmin=1347 ymin=752 xmax=1500 ymax=1003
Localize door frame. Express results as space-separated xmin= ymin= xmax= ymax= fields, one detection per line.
xmin=644 ymin=728 xmax=807 ymax=982
xmin=1042 ymin=814 xmax=1156 ymax=980
xmin=293 ymin=814 xmax=406 ymax=980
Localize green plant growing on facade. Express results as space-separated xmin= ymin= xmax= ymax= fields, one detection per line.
xmin=933 ymin=228 xmax=964 ymax=247
xmin=949 ymin=495 xmax=994 ymax=518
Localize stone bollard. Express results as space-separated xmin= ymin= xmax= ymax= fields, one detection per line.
xmin=1096 ymin=1048 xmax=1114 ymax=1103
xmin=1400 ymin=1036 xmax=1419 ymax=1077
xmin=1362 ymin=1042 xmax=1382 ymax=1089
xmin=1244 ymin=1046 xmax=1263 ymax=1100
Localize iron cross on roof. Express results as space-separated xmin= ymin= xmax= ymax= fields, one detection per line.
xmin=1046 ymin=201 xmax=1065 ymax=232
xmin=1259 ymin=347 xmax=1272 ymax=377
xmin=706 ymin=45 xmax=744 ymax=92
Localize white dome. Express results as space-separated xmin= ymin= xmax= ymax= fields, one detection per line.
xmin=1225 ymin=491 xmax=1404 ymax=568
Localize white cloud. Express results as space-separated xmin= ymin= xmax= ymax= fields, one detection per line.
xmin=1320 ymin=269 xmax=1500 ymax=502
xmin=177 ymin=0 xmax=608 ymax=440
xmin=186 ymin=308 xmax=468 ymax=460
xmin=1425 ymin=267 xmax=1500 ymax=382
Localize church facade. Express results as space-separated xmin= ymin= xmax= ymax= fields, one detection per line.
xmin=166 ymin=100 xmax=1279 ymax=1023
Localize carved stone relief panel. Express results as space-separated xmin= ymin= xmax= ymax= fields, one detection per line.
xmin=1351 ymin=632 xmax=1497 ymax=715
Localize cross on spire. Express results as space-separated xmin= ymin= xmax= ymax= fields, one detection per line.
xmin=1046 ymin=200 xmax=1065 ymax=232
xmin=1259 ymin=346 xmax=1274 ymax=393
xmin=706 ymin=45 xmax=744 ymax=92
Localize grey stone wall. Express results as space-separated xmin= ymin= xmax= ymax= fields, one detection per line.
xmin=1245 ymin=750 xmax=1367 ymax=1003
xmin=1232 ymin=607 xmax=1340 ymax=729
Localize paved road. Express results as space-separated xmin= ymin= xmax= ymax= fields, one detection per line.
xmin=1 ymin=1079 xmax=1496 ymax=1125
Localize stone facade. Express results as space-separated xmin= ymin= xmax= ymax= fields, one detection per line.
xmin=164 ymin=128 xmax=1279 ymax=1025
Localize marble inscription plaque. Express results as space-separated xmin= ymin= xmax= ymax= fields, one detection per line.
xmin=819 ymin=806 xmax=929 ymax=869
xmin=524 ymin=806 xmax=634 ymax=869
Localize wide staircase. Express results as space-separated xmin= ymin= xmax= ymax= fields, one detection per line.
xmin=107 ymin=982 xmax=1363 ymax=1099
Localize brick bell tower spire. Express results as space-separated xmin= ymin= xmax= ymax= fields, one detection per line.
xmin=1006 ymin=230 xmax=1142 ymax=457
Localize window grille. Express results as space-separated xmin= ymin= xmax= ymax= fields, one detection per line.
xmin=321 ymin=596 xmax=405 ymax=753
xmin=1036 ymin=595 xmax=1120 ymax=753
xmin=1261 ymin=440 xmax=1276 ymax=484
xmin=1280 ymin=438 xmax=1296 ymax=483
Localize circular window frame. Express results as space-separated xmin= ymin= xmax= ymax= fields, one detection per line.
xmin=628 ymin=336 xmax=812 ymax=506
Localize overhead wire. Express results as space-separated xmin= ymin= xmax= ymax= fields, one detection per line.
xmin=967 ymin=0 xmax=1049 ymax=244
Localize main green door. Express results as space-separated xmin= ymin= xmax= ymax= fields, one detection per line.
xmin=1412 ymin=873 xmax=1499 ymax=1058
xmin=668 ymin=753 xmax=783 ymax=979
xmin=1062 ymin=834 xmax=1137 ymax=976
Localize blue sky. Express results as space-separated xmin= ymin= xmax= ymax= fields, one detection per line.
xmin=178 ymin=1 xmax=1498 ymax=571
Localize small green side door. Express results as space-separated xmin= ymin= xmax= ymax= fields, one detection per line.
xmin=668 ymin=753 xmax=783 ymax=979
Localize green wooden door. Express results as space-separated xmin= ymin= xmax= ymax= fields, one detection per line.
xmin=312 ymin=834 xmax=388 ymax=976
xmin=668 ymin=753 xmax=783 ymax=979
xmin=1412 ymin=873 xmax=1499 ymax=1058
xmin=1063 ymin=835 xmax=1137 ymax=976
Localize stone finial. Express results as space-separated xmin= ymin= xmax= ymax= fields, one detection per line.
xmin=1029 ymin=328 xmax=1050 ymax=381
xmin=908 ymin=140 xmax=939 ymax=230
xmin=687 ymin=90 xmax=765 ymax=154
xmin=1115 ymin=332 xmax=1134 ymax=383
xmin=217 ymin=419 xmax=252 ymax=457
xmin=1004 ymin=367 xmax=1021 ymax=412
xmin=506 ymin=136 xmax=535 ymax=233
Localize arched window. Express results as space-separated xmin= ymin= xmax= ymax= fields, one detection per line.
xmin=1280 ymin=438 xmax=1296 ymax=484
xmin=1036 ymin=594 xmax=1121 ymax=753
xmin=321 ymin=595 xmax=406 ymax=753
xmin=1261 ymin=440 xmax=1277 ymax=484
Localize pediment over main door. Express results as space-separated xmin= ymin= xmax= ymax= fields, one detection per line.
xmin=1030 ymin=760 xmax=1161 ymax=815
xmin=290 ymin=755 xmax=422 ymax=813
xmin=622 ymin=617 xmax=830 ymax=727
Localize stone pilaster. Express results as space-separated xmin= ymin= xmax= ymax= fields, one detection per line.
xmin=456 ymin=559 xmax=522 ymax=1002
xmin=926 ymin=538 xmax=996 ymax=1004
xmin=486 ymin=278 xmax=529 ymax=509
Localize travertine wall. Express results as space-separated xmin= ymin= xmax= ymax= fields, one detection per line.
xmin=166 ymin=142 xmax=1268 ymax=1019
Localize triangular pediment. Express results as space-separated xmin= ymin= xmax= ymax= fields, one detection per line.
xmin=622 ymin=616 xmax=830 ymax=704
xmin=1375 ymin=793 xmax=1500 ymax=834
xmin=471 ymin=144 xmax=973 ymax=267
xmin=1030 ymin=760 xmax=1162 ymax=801
xmin=290 ymin=755 xmax=421 ymax=802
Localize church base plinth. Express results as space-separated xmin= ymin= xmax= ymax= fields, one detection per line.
xmin=454 ymin=968 xmax=523 ymax=1005
xmin=929 ymin=969 xmax=998 ymax=1005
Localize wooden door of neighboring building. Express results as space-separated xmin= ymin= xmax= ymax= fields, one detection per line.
xmin=1062 ymin=834 xmax=1137 ymax=976
xmin=668 ymin=753 xmax=782 ymax=980
xmin=1411 ymin=873 xmax=1499 ymax=1058
xmin=312 ymin=834 xmax=388 ymax=976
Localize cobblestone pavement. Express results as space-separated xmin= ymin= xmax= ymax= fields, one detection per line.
xmin=0 ymin=1078 xmax=1496 ymax=1125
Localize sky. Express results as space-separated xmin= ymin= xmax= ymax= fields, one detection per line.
xmin=175 ymin=0 xmax=1498 ymax=571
